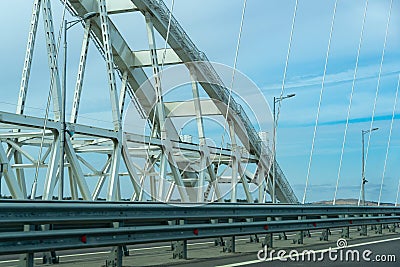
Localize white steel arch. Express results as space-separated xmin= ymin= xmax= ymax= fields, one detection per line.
xmin=0 ymin=0 xmax=298 ymax=204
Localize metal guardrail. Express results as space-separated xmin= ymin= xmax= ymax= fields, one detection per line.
xmin=0 ymin=201 xmax=400 ymax=255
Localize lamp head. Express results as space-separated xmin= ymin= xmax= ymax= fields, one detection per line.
xmin=82 ymin=12 xmax=98 ymax=20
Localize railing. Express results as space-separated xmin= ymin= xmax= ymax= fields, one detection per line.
xmin=263 ymin=145 xmax=298 ymax=203
xmin=0 ymin=200 xmax=399 ymax=255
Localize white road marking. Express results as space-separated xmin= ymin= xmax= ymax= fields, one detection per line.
xmin=215 ymin=236 xmax=400 ymax=267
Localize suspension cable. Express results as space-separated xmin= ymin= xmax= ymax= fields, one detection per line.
xmin=396 ymin=174 xmax=400 ymax=206
xmin=141 ymin=0 xmax=175 ymax=201
xmin=145 ymin=0 xmax=175 ymax=143
xmin=31 ymin=0 xmax=68 ymax=199
xmin=379 ymin=73 xmax=398 ymax=206
xmin=334 ymin=0 xmax=368 ymax=205
xmin=360 ymin=0 xmax=393 ymax=205
xmin=270 ymin=0 xmax=298 ymax=203
xmin=216 ymin=0 xmax=247 ymax=167
xmin=275 ymin=0 xmax=298 ymax=123
xmin=303 ymin=0 xmax=338 ymax=204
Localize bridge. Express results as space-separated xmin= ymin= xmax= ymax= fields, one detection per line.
xmin=0 ymin=0 xmax=399 ymax=266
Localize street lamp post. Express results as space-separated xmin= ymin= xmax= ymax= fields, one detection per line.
xmin=272 ymin=93 xmax=295 ymax=204
xmin=361 ymin=127 xmax=379 ymax=206
xmin=0 ymin=163 xmax=3 ymax=198
xmin=59 ymin=12 xmax=97 ymax=200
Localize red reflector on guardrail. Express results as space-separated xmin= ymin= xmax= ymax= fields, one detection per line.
xmin=349 ymin=220 xmax=353 ymax=224
xmin=193 ymin=229 xmax=199 ymax=235
xmin=264 ymin=225 xmax=269 ymax=230
xmin=313 ymin=222 xmax=317 ymax=227
xmin=81 ymin=235 xmax=87 ymax=243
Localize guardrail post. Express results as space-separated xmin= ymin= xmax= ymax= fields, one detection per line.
xmin=389 ymin=214 xmax=396 ymax=233
xmin=360 ymin=214 xmax=367 ymax=236
xmin=275 ymin=217 xmax=287 ymax=240
xmin=223 ymin=219 xmax=235 ymax=253
xmin=247 ymin=218 xmax=259 ymax=243
xmin=368 ymin=214 xmax=376 ymax=231
xmin=262 ymin=233 xmax=273 ymax=249
xmin=106 ymin=247 xmax=123 ymax=267
xmin=19 ymin=225 xmax=34 ymax=267
xmin=211 ymin=219 xmax=225 ymax=246
xmin=319 ymin=216 xmax=329 ymax=241
xmin=223 ymin=236 xmax=235 ymax=253
xmin=172 ymin=240 xmax=188 ymax=259
xmin=18 ymin=252 xmax=34 ymax=267
xmin=376 ymin=223 xmax=382 ymax=234
xmin=172 ymin=220 xmax=187 ymax=259
xmin=262 ymin=217 xmax=273 ymax=248
xmin=293 ymin=216 xmax=304 ymax=244
xmin=106 ymin=222 xmax=123 ymax=267
xmin=340 ymin=215 xmax=350 ymax=238
xmin=376 ymin=214 xmax=383 ymax=235
xmin=41 ymin=224 xmax=59 ymax=264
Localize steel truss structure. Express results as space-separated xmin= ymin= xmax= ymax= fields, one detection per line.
xmin=0 ymin=0 xmax=298 ymax=203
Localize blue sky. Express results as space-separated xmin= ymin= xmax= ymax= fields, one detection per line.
xmin=1 ymin=0 xmax=400 ymax=203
